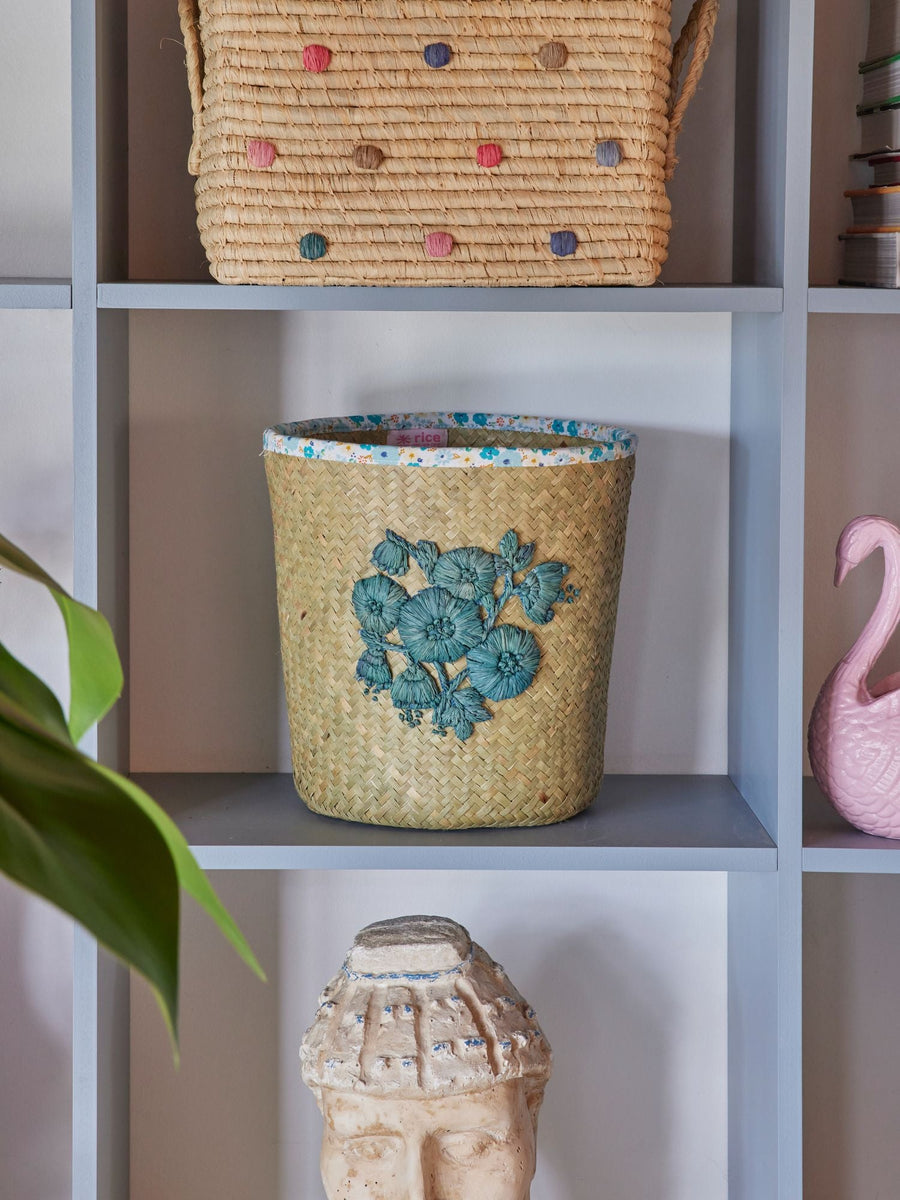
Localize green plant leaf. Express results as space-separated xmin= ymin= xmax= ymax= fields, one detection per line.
xmin=95 ymin=765 xmax=266 ymax=983
xmin=0 ymin=693 xmax=180 ymax=1038
xmin=0 ymin=643 xmax=70 ymax=743
xmin=0 ymin=533 xmax=123 ymax=744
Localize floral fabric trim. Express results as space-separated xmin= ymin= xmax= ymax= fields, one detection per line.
xmin=263 ymin=412 xmax=637 ymax=467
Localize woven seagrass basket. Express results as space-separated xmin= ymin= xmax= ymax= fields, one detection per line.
xmin=264 ymin=414 xmax=636 ymax=828
xmin=178 ymin=0 xmax=718 ymax=286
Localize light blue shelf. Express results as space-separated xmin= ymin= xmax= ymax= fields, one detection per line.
xmin=804 ymin=779 xmax=900 ymax=873
xmin=98 ymin=281 xmax=784 ymax=314
xmin=0 ymin=278 xmax=72 ymax=309
xmin=131 ymin=772 xmax=777 ymax=872
xmin=808 ymin=287 xmax=900 ymax=315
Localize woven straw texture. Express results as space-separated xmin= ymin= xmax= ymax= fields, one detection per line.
xmin=178 ymin=0 xmax=718 ymax=286
xmin=264 ymin=429 xmax=635 ymax=829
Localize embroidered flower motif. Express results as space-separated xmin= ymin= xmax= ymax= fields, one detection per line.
xmin=352 ymin=574 xmax=408 ymax=635
xmin=515 ymin=561 xmax=569 ymax=624
xmin=352 ymin=529 xmax=575 ymax=740
xmin=371 ymin=537 xmax=409 ymax=576
xmin=355 ymin=649 xmax=391 ymax=692
xmin=479 ymin=446 xmax=500 ymax=460
xmin=391 ymin=663 xmax=439 ymax=712
xmin=397 ymin=587 xmax=483 ymax=663
xmin=466 ymin=625 xmax=540 ymax=701
xmin=432 ymin=546 xmax=497 ymax=600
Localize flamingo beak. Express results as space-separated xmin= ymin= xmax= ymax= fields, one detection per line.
xmin=834 ymin=555 xmax=854 ymax=587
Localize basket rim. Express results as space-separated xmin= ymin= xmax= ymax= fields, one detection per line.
xmin=263 ymin=412 xmax=637 ymax=467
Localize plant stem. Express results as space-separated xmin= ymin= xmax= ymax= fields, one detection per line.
xmin=484 ymin=572 xmax=515 ymax=634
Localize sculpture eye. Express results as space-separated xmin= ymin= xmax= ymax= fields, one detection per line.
xmin=340 ymin=1135 xmax=403 ymax=1162
xmin=438 ymin=1130 xmax=505 ymax=1164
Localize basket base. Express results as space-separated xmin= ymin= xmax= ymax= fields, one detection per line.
xmin=292 ymin=771 xmax=596 ymax=830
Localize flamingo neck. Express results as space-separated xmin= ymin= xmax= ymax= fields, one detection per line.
xmin=842 ymin=533 xmax=900 ymax=693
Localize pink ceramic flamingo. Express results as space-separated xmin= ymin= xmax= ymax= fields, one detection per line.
xmin=809 ymin=515 xmax=900 ymax=839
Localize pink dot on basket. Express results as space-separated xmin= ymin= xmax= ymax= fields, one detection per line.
xmin=476 ymin=143 xmax=503 ymax=168
xmin=303 ymin=44 xmax=331 ymax=72
xmin=246 ymin=140 xmax=276 ymax=168
xmin=425 ymin=232 xmax=454 ymax=258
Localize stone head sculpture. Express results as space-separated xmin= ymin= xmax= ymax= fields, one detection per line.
xmin=300 ymin=915 xmax=552 ymax=1200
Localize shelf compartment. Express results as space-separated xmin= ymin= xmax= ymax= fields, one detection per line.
xmin=804 ymin=779 xmax=900 ymax=873
xmin=0 ymin=278 xmax=72 ymax=309
xmin=808 ymin=287 xmax=900 ymax=314
xmin=133 ymin=772 xmax=777 ymax=872
xmin=98 ymin=282 xmax=784 ymax=314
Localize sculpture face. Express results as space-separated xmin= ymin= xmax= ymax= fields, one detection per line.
xmin=319 ymin=1079 xmax=537 ymax=1200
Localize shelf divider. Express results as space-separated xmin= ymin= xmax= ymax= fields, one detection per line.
xmin=130 ymin=772 xmax=777 ymax=872
xmin=97 ymin=281 xmax=784 ymax=314
xmin=809 ymin=287 xmax=900 ymax=315
xmin=0 ymin=278 xmax=72 ymax=309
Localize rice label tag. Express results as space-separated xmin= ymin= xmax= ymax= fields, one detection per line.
xmin=386 ymin=428 xmax=449 ymax=447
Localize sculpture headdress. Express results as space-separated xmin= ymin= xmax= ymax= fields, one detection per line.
xmin=300 ymin=915 xmax=552 ymax=1099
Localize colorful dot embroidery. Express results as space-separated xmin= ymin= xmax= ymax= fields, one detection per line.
xmin=246 ymin=139 xmax=276 ymax=168
xmin=537 ymin=41 xmax=568 ymax=68
xmin=596 ymin=140 xmax=623 ymax=167
xmin=353 ymin=144 xmax=384 ymax=170
xmin=424 ymin=42 xmax=451 ymax=68
xmin=477 ymin=143 xmax=503 ymax=168
xmin=300 ymin=232 xmax=328 ymax=260
xmin=303 ymin=44 xmax=331 ymax=72
xmin=550 ymin=230 xmax=577 ymax=257
xmin=425 ymin=231 xmax=454 ymax=258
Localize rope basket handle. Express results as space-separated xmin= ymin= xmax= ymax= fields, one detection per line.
xmin=177 ymin=0 xmax=204 ymax=175
xmin=666 ymin=0 xmax=720 ymax=180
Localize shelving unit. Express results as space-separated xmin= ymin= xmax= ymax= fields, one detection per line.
xmin=0 ymin=279 xmax=72 ymax=309
xmin=46 ymin=0 xmax=891 ymax=1195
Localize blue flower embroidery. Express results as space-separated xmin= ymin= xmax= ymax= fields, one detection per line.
xmin=479 ymin=446 xmax=500 ymax=460
xmin=453 ymin=412 xmax=469 ymax=424
xmin=472 ymin=413 xmax=488 ymax=426
xmin=466 ymin=625 xmax=540 ymax=701
xmin=432 ymin=546 xmax=497 ymax=600
xmin=355 ymin=648 xmax=392 ymax=692
xmin=515 ymin=561 xmax=569 ymax=624
xmin=303 ymin=444 xmax=315 ymax=458
xmin=397 ymin=587 xmax=483 ymax=663
xmin=372 ymin=537 xmax=410 ymax=576
xmin=551 ymin=419 xmax=564 ymax=434
xmin=391 ymin=663 xmax=439 ymax=717
xmin=567 ymin=420 xmax=579 ymax=437
xmin=352 ymin=528 xmax=575 ymax=740
xmin=352 ymin=574 xmax=408 ymax=635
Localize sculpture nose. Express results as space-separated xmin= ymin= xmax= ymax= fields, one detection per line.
xmin=405 ymin=1142 xmax=430 ymax=1200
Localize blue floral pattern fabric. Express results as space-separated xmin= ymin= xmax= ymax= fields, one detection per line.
xmin=353 ymin=528 xmax=578 ymax=740
xmin=264 ymin=412 xmax=637 ymax=467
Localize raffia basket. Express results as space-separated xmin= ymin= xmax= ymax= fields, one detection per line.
xmin=264 ymin=413 xmax=636 ymax=828
xmin=178 ymin=0 xmax=718 ymax=286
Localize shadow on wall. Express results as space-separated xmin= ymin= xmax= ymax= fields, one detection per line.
xmin=500 ymin=924 xmax=670 ymax=1200
xmin=129 ymin=311 xmax=289 ymax=771
xmin=0 ymin=879 xmax=72 ymax=1200
xmin=803 ymin=874 xmax=900 ymax=1200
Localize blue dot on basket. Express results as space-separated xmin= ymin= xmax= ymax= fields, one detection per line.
xmin=299 ymin=232 xmax=327 ymax=260
xmin=550 ymin=230 xmax=577 ymax=257
xmin=595 ymin=140 xmax=623 ymax=167
xmin=424 ymin=42 xmax=451 ymax=68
